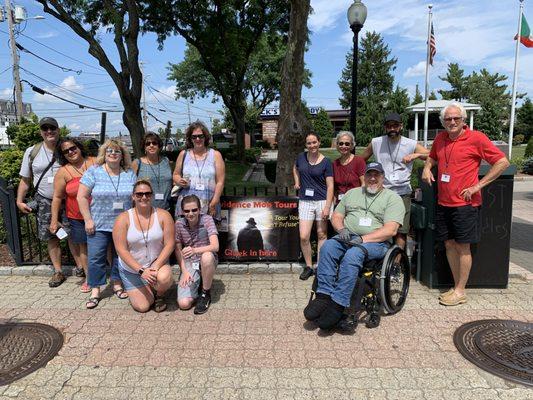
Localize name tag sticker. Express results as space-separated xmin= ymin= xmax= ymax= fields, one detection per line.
xmin=359 ymin=217 xmax=372 ymax=227
xmin=55 ymin=227 xmax=68 ymax=240
xmin=192 ymin=262 xmax=200 ymax=271
xmin=195 ymin=183 xmax=205 ymax=191
xmin=338 ymin=193 xmax=344 ymax=201
xmin=155 ymin=193 xmax=164 ymax=200
xmin=441 ymin=174 xmax=451 ymax=183
xmin=305 ymin=188 xmax=315 ymax=197
xmin=47 ymin=177 xmax=54 ymax=184
xmin=113 ymin=202 xmax=124 ymax=210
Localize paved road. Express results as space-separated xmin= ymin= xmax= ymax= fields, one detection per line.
xmin=0 ymin=274 xmax=531 ymax=399
xmin=511 ymin=180 xmax=533 ymax=273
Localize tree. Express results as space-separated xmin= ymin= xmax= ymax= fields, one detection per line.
xmin=438 ymin=63 xmax=468 ymax=101
xmin=144 ymin=1 xmax=287 ymax=161
xmin=35 ymin=1 xmax=145 ymax=156
xmin=429 ymin=91 xmax=438 ymax=100
xmin=310 ymin=108 xmax=334 ymax=147
xmin=338 ymin=32 xmax=397 ymax=145
xmin=275 ymin=0 xmax=312 ymax=187
xmin=412 ymin=84 xmax=423 ymax=105
xmin=516 ymin=97 xmax=533 ymax=141
xmin=387 ymin=85 xmax=410 ymax=126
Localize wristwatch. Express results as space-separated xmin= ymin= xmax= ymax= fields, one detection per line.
xmin=138 ymin=267 xmax=146 ymax=276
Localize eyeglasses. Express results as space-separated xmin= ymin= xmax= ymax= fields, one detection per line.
xmin=191 ymin=134 xmax=205 ymax=140
xmin=105 ymin=148 xmax=122 ymax=155
xmin=41 ymin=125 xmax=57 ymax=132
xmin=444 ymin=117 xmax=463 ymax=123
xmin=61 ymin=145 xmax=78 ymax=155
xmin=134 ymin=192 xmax=152 ymax=199
xmin=337 ymin=142 xmax=352 ymax=147
xmin=183 ymin=208 xmax=199 ymax=214
xmin=145 ymin=141 xmax=159 ymax=147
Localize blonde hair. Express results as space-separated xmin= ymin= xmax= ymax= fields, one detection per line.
xmin=96 ymin=139 xmax=132 ymax=169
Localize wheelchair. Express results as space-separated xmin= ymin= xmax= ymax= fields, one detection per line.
xmin=307 ymin=244 xmax=410 ymax=332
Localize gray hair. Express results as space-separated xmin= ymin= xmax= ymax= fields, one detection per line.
xmin=336 ymin=131 xmax=355 ymax=146
xmin=440 ymin=102 xmax=467 ymax=124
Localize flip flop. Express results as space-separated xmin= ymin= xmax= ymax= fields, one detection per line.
xmin=80 ymin=282 xmax=90 ymax=293
xmin=86 ymin=297 xmax=100 ymax=309
xmin=113 ymin=288 xmax=129 ymax=299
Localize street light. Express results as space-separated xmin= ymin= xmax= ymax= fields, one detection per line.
xmin=347 ymin=0 xmax=367 ymax=142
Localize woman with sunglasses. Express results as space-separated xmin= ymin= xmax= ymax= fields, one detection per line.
xmin=113 ymin=180 xmax=175 ymax=313
xmin=77 ymin=139 xmax=136 ymax=309
xmin=50 ymin=137 xmax=96 ymax=292
xmin=132 ymin=132 xmax=173 ymax=211
xmin=173 ymin=121 xmax=225 ymax=220
xmin=293 ymin=132 xmax=334 ymax=281
xmin=333 ymin=131 xmax=365 ymax=204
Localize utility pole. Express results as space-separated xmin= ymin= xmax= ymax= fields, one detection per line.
xmin=139 ymin=61 xmax=148 ymax=132
xmin=99 ymin=112 xmax=107 ymax=145
xmin=186 ymin=99 xmax=191 ymax=125
xmin=5 ymin=0 xmax=23 ymax=123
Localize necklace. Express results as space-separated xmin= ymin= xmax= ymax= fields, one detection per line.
xmin=70 ymin=160 xmax=87 ymax=176
xmin=340 ymin=154 xmax=354 ymax=166
xmin=134 ymin=207 xmax=153 ymax=258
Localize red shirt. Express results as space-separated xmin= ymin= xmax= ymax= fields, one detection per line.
xmin=429 ymin=127 xmax=505 ymax=207
xmin=333 ymin=155 xmax=366 ymax=201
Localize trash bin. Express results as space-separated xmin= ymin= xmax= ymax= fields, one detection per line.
xmin=412 ymin=164 xmax=516 ymax=288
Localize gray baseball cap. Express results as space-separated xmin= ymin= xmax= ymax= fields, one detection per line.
xmin=383 ymin=112 xmax=402 ymax=124
xmin=39 ymin=117 xmax=59 ymax=129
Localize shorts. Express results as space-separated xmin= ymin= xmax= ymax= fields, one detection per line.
xmin=435 ymin=204 xmax=481 ymax=244
xmin=118 ymin=265 xmax=149 ymax=291
xmin=35 ymin=194 xmax=53 ymax=241
xmin=177 ymin=262 xmax=201 ymax=301
xmin=298 ymin=200 xmax=332 ymax=221
xmin=67 ymin=218 xmax=87 ymax=244
xmin=398 ymin=195 xmax=411 ymax=235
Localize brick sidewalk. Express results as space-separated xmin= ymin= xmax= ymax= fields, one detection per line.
xmin=0 ymin=274 xmax=532 ymax=399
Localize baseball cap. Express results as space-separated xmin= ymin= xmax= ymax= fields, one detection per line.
xmin=383 ymin=112 xmax=402 ymax=124
xmin=365 ymin=162 xmax=384 ymax=174
xmin=39 ymin=117 xmax=59 ymax=129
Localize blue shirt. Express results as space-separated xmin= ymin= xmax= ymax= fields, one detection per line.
xmin=80 ymin=165 xmax=136 ymax=231
xmin=295 ymin=152 xmax=333 ymax=200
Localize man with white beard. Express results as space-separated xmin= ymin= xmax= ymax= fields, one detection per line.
xmin=304 ymin=162 xmax=405 ymax=330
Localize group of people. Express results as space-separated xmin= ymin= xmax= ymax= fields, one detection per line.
xmin=17 ymin=120 xmax=225 ymax=314
xmin=16 ymin=102 xmax=509 ymax=320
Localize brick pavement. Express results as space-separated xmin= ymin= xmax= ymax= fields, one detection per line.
xmin=0 ymin=274 xmax=532 ymax=399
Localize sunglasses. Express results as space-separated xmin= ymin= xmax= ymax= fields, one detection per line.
xmin=134 ymin=191 xmax=153 ymax=198
xmin=105 ymin=148 xmax=122 ymax=155
xmin=444 ymin=117 xmax=463 ymax=123
xmin=337 ymin=142 xmax=352 ymax=147
xmin=145 ymin=141 xmax=159 ymax=147
xmin=191 ymin=134 xmax=205 ymax=140
xmin=61 ymin=145 xmax=78 ymax=155
xmin=183 ymin=208 xmax=199 ymax=214
xmin=41 ymin=125 xmax=57 ymax=132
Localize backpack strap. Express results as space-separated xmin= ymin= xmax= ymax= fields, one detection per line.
xmin=28 ymin=142 xmax=43 ymax=179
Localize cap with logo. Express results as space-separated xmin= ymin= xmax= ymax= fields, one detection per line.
xmin=365 ymin=162 xmax=384 ymax=174
xmin=39 ymin=117 xmax=59 ymax=129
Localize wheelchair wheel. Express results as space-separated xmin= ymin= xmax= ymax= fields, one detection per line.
xmin=379 ymin=245 xmax=410 ymax=315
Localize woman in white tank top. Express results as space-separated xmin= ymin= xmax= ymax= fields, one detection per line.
xmin=113 ymin=180 xmax=176 ymax=312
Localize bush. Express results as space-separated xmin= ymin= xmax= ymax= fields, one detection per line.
xmin=263 ymin=161 xmax=277 ymax=183
xmin=320 ymin=136 xmax=332 ymax=148
xmin=0 ymin=148 xmax=24 ymax=185
xmin=244 ymin=148 xmax=261 ymax=163
xmin=525 ymin=136 xmax=533 ymax=158
xmin=254 ymin=140 xmax=272 ymax=150
xmin=513 ymin=134 xmax=525 ymax=145
xmin=510 ymin=156 xmax=525 ymax=172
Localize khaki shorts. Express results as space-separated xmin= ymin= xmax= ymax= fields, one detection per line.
xmin=398 ymin=195 xmax=411 ymax=235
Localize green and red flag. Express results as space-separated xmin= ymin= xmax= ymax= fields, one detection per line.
xmin=515 ymin=14 xmax=533 ymax=48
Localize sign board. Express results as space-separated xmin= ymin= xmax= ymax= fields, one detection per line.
xmin=260 ymin=107 xmax=322 ymax=117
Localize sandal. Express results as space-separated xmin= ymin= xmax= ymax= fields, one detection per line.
xmin=86 ymin=297 xmax=100 ymax=309
xmin=80 ymin=282 xmax=90 ymax=293
xmin=113 ymin=288 xmax=129 ymax=299
xmin=74 ymin=266 xmax=86 ymax=278
xmin=154 ymin=296 xmax=167 ymax=313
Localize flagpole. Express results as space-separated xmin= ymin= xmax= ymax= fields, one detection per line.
xmin=508 ymin=1 xmax=524 ymax=160
xmin=423 ymin=4 xmax=433 ymax=148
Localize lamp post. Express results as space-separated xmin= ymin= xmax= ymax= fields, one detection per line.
xmin=347 ymin=0 xmax=367 ymax=142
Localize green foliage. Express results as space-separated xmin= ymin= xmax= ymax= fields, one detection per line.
xmin=513 ymin=134 xmax=525 ymax=145
xmin=218 ymin=147 xmax=261 ymax=163
xmin=211 ymin=119 xmax=224 ymax=135
xmin=387 ymin=86 xmax=410 ymax=126
xmin=525 ymin=136 xmax=533 ymax=158
xmin=428 ymin=91 xmax=438 ymax=100
xmin=516 ymin=97 xmax=533 ymax=141
xmin=254 ymin=140 xmax=272 ymax=150
xmin=7 ymin=120 xmax=41 ymax=149
xmin=438 ymin=63 xmax=469 ymax=101
xmin=412 ymin=85 xmax=423 ymax=105
xmin=510 ymin=156 xmax=525 ymax=172
xmin=311 ymin=108 xmax=334 ymax=139
xmin=0 ymin=148 xmax=24 ymax=185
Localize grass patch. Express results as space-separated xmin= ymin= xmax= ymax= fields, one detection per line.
xmin=225 ymin=161 xmax=272 ymax=193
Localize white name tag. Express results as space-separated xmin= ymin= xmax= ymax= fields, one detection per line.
xmin=155 ymin=193 xmax=164 ymax=200
xmin=192 ymin=261 xmax=200 ymax=271
xmin=441 ymin=174 xmax=451 ymax=183
xmin=113 ymin=202 xmax=124 ymax=210
xmin=305 ymin=188 xmax=315 ymax=197
xmin=359 ymin=217 xmax=372 ymax=227
xmin=195 ymin=183 xmax=205 ymax=191
xmin=338 ymin=193 xmax=344 ymax=201
xmin=47 ymin=177 xmax=54 ymax=184
xmin=55 ymin=227 xmax=68 ymax=240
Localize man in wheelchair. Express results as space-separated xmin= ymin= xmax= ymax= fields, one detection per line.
xmin=304 ymin=162 xmax=406 ymax=330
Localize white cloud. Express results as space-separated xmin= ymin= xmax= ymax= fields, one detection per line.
xmin=0 ymin=88 xmax=12 ymax=98
xmin=35 ymin=31 xmax=59 ymax=39
xmin=111 ymin=119 xmax=123 ymax=125
xmin=404 ymin=61 xmax=427 ymax=78
xmin=32 ymin=75 xmax=84 ymax=104
xmin=68 ymin=123 xmax=81 ymax=130
xmin=309 ymin=0 xmax=352 ymax=32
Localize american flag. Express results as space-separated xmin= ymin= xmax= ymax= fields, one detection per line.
xmin=429 ymin=22 xmax=436 ymax=65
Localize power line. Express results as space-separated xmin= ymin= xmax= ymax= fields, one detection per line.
xmin=16 ymin=43 xmax=82 ymax=74
xmin=147 ymin=85 xmax=219 ymax=115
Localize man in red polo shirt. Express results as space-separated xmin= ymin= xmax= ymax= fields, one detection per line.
xmin=422 ymin=102 xmax=509 ymax=306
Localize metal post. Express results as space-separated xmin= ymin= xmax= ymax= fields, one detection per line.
xmin=99 ymin=112 xmax=107 ymax=144
xmin=5 ymin=0 xmax=23 ymax=123
xmin=349 ymin=23 xmax=362 ymax=141
xmin=508 ymin=0 xmax=524 ymax=160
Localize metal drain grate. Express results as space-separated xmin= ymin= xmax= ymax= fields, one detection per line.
xmin=0 ymin=322 xmax=64 ymax=386
xmin=454 ymin=319 xmax=533 ymax=387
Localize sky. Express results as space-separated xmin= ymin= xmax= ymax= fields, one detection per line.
xmin=1 ymin=0 xmax=532 ymax=137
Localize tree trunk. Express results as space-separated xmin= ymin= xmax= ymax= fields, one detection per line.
xmin=228 ymin=96 xmax=246 ymax=161
xmin=122 ymin=101 xmax=144 ymax=157
xmin=275 ymin=0 xmax=311 ymax=188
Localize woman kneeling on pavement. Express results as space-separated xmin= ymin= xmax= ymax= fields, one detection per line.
xmin=113 ymin=180 xmax=175 ymax=312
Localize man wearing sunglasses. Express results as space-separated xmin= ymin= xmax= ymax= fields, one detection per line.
xmin=422 ymin=103 xmax=509 ymax=306
xmin=17 ymin=117 xmax=65 ymax=287
xmin=175 ymin=194 xmax=219 ymax=314
xmin=361 ymin=112 xmax=429 ymax=251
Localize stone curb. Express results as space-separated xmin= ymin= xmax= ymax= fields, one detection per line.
xmin=242 ymin=163 xmax=256 ymax=182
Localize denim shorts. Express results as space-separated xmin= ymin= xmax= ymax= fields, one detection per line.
xmin=67 ymin=218 xmax=87 ymax=244
xmin=118 ymin=265 xmax=149 ymax=291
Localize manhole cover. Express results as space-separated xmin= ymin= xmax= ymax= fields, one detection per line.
xmin=0 ymin=323 xmax=64 ymax=386
xmin=454 ymin=319 xmax=533 ymax=387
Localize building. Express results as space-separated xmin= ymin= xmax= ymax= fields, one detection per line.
xmin=0 ymin=99 xmax=33 ymax=146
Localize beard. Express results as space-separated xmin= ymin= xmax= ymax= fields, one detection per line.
xmin=366 ymin=185 xmax=380 ymax=194
xmin=387 ymin=130 xmax=400 ymax=138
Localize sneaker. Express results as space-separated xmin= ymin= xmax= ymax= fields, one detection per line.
xmin=299 ymin=266 xmax=314 ymax=281
xmin=304 ymin=293 xmax=332 ymax=321
xmin=316 ymin=300 xmax=345 ymax=330
xmin=194 ymin=291 xmax=211 ymax=315
xmin=49 ymin=271 xmax=66 ymax=288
